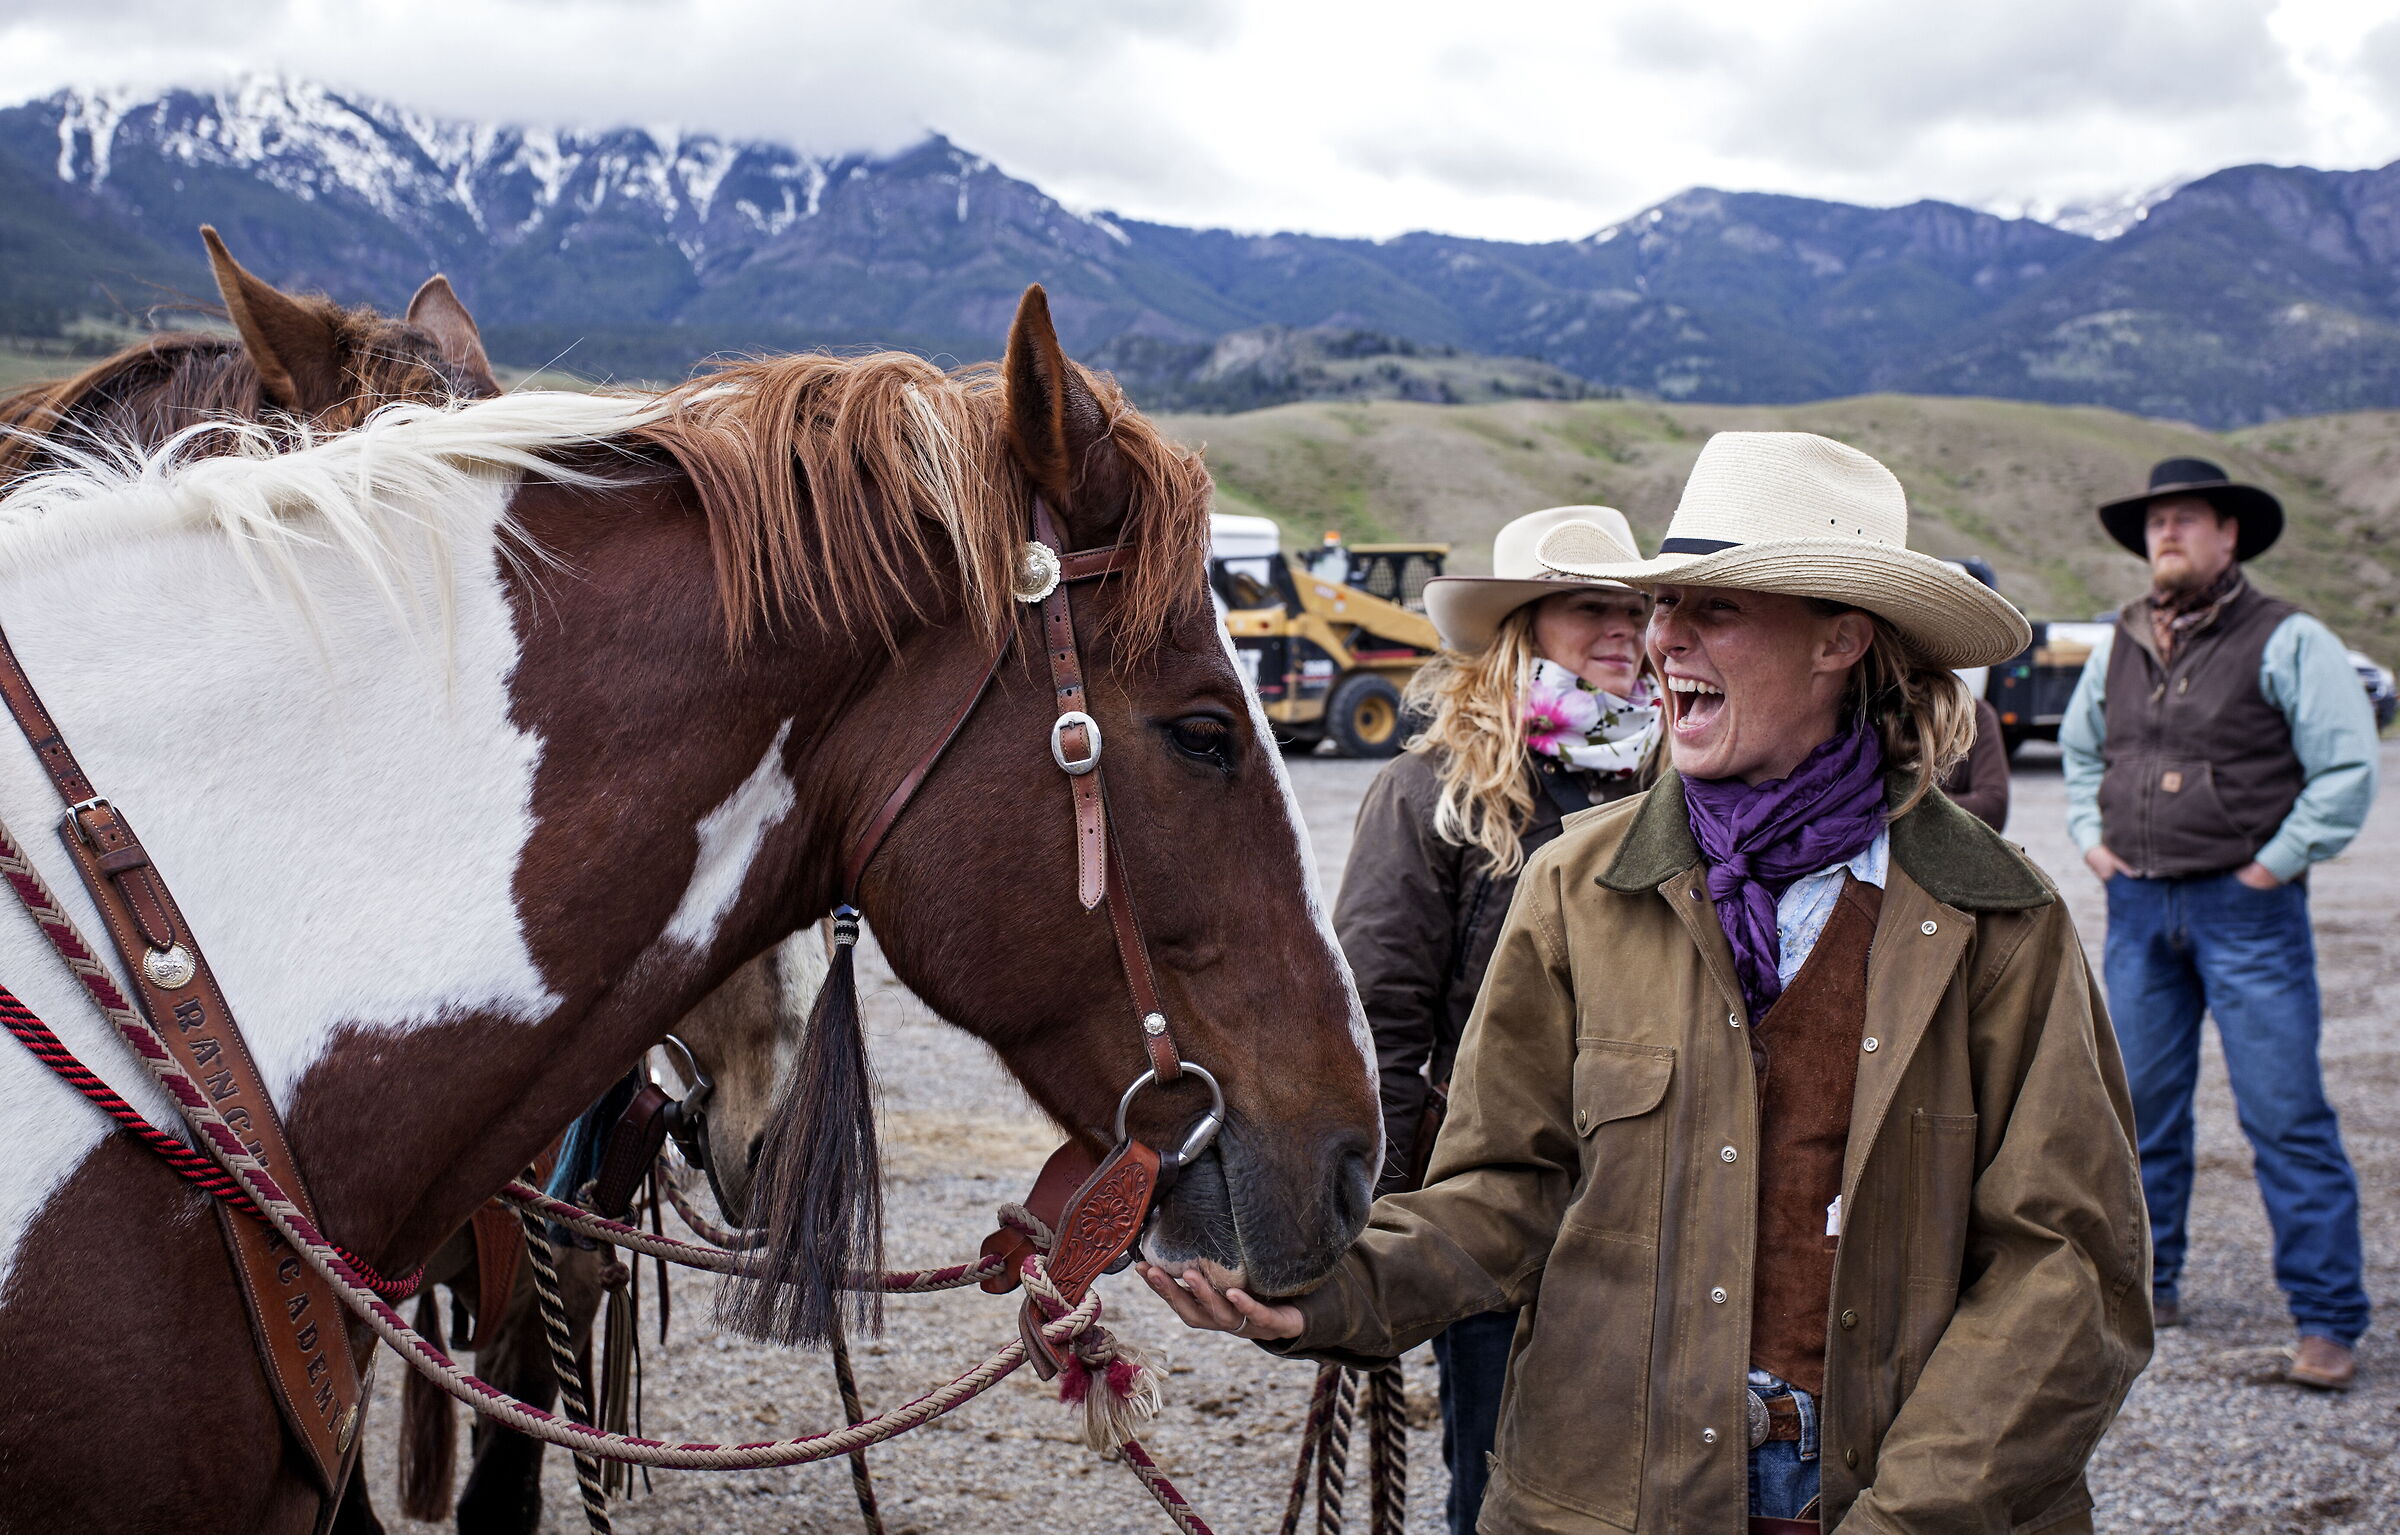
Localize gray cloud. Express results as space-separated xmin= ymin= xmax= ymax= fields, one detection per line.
xmin=0 ymin=0 xmax=2393 ymax=243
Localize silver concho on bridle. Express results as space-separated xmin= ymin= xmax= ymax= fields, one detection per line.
xmin=1013 ymin=540 xmax=1062 ymax=604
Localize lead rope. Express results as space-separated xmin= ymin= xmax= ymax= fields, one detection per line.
xmin=828 ymin=1318 xmax=886 ymax=1535
xmin=522 ymin=1205 xmax=613 ymax=1534
xmin=0 ymin=818 xmax=1213 ymax=1529
xmin=1279 ymin=1363 xmax=1408 ymax=1535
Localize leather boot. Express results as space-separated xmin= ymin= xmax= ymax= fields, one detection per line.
xmin=2287 ymin=1336 xmax=2356 ymax=1391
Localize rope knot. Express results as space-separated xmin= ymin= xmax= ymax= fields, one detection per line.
xmin=1020 ymin=1255 xmax=1165 ymax=1452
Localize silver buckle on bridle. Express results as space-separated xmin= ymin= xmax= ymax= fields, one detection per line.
xmin=1050 ymin=710 xmax=1102 ymax=776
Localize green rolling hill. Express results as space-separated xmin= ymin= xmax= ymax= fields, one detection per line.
xmin=1156 ymin=393 xmax=2400 ymax=664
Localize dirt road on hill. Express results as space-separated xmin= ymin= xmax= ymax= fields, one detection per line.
xmin=366 ymin=741 xmax=2399 ymax=1533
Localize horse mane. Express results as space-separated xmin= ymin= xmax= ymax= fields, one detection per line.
xmin=2 ymin=346 xmax=1211 ymax=662
xmin=632 ymin=350 xmax=1212 ymax=653
xmin=0 ymin=305 xmax=494 ymax=482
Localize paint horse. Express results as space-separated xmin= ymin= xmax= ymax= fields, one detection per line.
xmin=0 ymin=228 xmax=836 ymax=1534
xmin=0 ymin=284 xmax=1381 ymax=1531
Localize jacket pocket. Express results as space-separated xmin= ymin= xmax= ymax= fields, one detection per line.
xmin=1490 ymin=1040 xmax=1671 ymax=1527
xmin=2153 ymin=759 xmax=2252 ymax=868
xmin=1896 ymin=1109 xmax=1979 ymax=1400
xmin=1567 ymin=1040 xmax=1675 ymax=1239
xmin=1496 ymin=1208 xmax=1659 ymax=1528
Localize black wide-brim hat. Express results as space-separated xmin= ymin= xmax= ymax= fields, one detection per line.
xmin=2098 ymin=457 xmax=2283 ymax=562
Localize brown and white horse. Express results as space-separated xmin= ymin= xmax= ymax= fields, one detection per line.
xmin=0 ymin=286 xmax=1379 ymax=1530
xmin=3 ymin=226 xmax=853 ymax=1535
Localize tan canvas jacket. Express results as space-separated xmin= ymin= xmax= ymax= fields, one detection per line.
xmin=1276 ymin=774 xmax=2153 ymax=1533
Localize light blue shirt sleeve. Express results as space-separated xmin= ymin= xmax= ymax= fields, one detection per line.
xmin=2058 ymin=628 xmax=2114 ymax=854
xmin=2254 ymin=614 xmax=2381 ymax=881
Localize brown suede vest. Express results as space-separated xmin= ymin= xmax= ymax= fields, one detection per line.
xmin=2097 ymin=581 xmax=2302 ymax=877
xmin=1749 ymin=876 xmax=1881 ymax=1395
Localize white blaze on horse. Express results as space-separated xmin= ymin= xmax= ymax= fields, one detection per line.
xmin=0 ymin=285 xmax=1379 ymax=1531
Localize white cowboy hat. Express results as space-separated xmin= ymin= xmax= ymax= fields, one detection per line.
xmin=1535 ymin=433 xmax=2031 ymax=670
xmin=1422 ymin=506 xmax=1644 ymax=654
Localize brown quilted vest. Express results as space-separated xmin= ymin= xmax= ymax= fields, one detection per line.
xmin=2097 ymin=581 xmax=2301 ymax=877
xmin=1750 ymin=876 xmax=1881 ymax=1394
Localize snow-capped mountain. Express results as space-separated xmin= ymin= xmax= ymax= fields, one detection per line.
xmin=50 ymin=75 xmax=859 ymax=264
xmin=12 ymin=76 xmax=2400 ymax=426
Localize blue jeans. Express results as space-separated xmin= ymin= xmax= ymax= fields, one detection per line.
xmin=2104 ymin=871 xmax=2370 ymax=1345
xmin=1746 ymin=1369 xmax=1820 ymax=1520
xmin=1431 ymin=1309 xmax=1514 ymax=1535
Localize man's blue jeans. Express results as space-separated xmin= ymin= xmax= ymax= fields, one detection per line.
xmin=2104 ymin=871 xmax=2369 ymax=1345
xmin=1431 ymin=1309 xmax=1514 ymax=1535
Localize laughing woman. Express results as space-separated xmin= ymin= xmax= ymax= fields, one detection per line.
xmin=1145 ymin=434 xmax=2151 ymax=1533
xmin=1336 ymin=505 xmax=1657 ymax=1535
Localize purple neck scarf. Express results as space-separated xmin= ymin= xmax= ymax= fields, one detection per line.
xmin=1682 ymin=720 xmax=1888 ymax=1022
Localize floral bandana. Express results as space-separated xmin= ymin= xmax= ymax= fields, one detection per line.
xmin=1523 ymin=658 xmax=1660 ymax=778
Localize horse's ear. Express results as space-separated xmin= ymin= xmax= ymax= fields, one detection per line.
xmin=1003 ymin=284 xmax=1116 ymax=542
xmin=405 ymin=274 xmax=501 ymax=395
xmin=201 ymin=225 xmax=345 ymax=415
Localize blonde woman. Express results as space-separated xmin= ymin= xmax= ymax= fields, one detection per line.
xmin=1328 ymin=505 xmax=1657 ymax=1535
xmin=1146 ymin=436 xmax=2149 ymax=1533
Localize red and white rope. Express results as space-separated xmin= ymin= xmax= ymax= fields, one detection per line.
xmin=0 ymin=831 xmax=420 ymax=1298
xmin=0 ymin=811 xmax=1213 ymax=1526
xmin=511 ymin=1177 xmax=1007 ymax=1293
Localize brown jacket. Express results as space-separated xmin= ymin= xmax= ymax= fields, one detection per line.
xmin=1279 ymin=774 xmax=2151 ymax=1534
xmin=1335 ymin=749 xmax=1642 ymax=1191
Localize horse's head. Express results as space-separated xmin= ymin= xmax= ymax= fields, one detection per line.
xmin=0 ymin=230 xmax=500 ymax=482
xmin=705 ymin=288 xmax=1378 ymax=1337
xmin=202 ymin=226 xmax=502 ymax=424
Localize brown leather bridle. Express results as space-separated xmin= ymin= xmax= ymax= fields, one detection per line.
xmin=838 ymin=497 xmax=1223 ymax=1172
xmin=835 ymin=496 xmax=1228 ymax=1376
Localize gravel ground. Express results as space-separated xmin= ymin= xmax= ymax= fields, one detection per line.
xmin=364 ymin=740 xmax=2400 ymax=1533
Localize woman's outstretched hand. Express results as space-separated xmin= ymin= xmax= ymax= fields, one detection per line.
xmin=1136 ymin=1261 xmax=1306 ymax=1341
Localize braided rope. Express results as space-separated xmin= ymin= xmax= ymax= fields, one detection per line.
xmin=1120 ymin=1439 xmax=1217 ymax=1535
xmin=509 ymin=1179 xmax=1006 ymax=1293
xmin=660 ymin=1174 xmax=765 ymax=1249
xmin=0 ymin=837 xmax=421 ymax=1299
xmin=1364 ymin=1367 xmax=1406 ymax=1535
xmin=1279 ymin=1363 xmax=1341 ymax=1535
xmin=523 ymin=1209 xmax=612 ymax=1532
xmin=1316 ymin=1369 xmax=1358 ymax=1535
xmin=829 ymin=1317 xmax=885 ymax=1535
xmin=0 ymin=813 xmax=1218 ymax=1526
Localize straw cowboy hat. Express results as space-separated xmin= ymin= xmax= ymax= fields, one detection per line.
xmin=2097 ymin=456 xmax=2284 ymax=562
xmin=1536 ymin=432 xmax=2031 ymax=670
xmin=1421 ymin=506 xmax=1643 ymax=654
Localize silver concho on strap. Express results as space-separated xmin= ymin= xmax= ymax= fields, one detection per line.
xmin=1013 ymin=540 xmax=1062 ymax=604
xmin=143 ymin=943 xmax=196 ymax=990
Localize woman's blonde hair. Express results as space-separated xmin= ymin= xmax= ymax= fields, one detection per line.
xmin=1403 ymin=597 xmax=1658 ymax=875
xmin=1405 ymin=607 xmax=1540 ymax=874
xmin=1832 ymin=607 xmax=1978 ymax=817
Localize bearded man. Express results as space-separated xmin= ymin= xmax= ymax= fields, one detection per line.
xmin=2060 ymin=457 xmax=2380 ymax=1390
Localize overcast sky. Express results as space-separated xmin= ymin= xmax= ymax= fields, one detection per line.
xmin=5 ymin=0 xmax=2400 ymax=241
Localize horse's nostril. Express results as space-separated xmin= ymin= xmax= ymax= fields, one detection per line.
xmin=1327 ymin=1135 xmax=1376 ymax=1231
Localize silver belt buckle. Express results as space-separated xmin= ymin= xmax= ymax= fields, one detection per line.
xmin=1745 ymin=1387 xmax=1770 ymax=1450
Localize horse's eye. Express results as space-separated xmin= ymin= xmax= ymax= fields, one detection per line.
xmin=1167 ymin=716 xmax=1234 ymax=767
